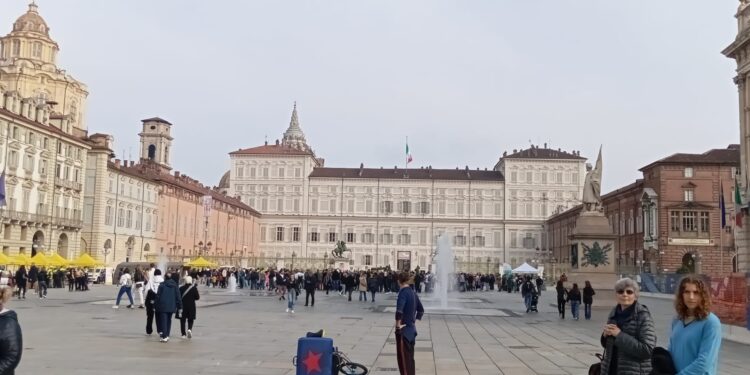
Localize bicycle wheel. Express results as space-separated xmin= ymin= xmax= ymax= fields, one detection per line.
xmin=338 ymin=362 xmax=368 ymax=375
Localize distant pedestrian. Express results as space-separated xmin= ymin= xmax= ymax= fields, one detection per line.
xmin=358 ymin=272 xmax=368 ymax=302
xmin=0 ymin=286 xmax=23 ymax=374
xmin=521 ymin=276 xmax=536 ymax=313
xmin=178 ymin=276 xmax=200 ymax=339
xmin=133 ymin=266 xmax=146 ymax=308
xmin=286 ymin=272 xmax=298 ymax=314
xmin=155 ymin=273 xmax=182 ymax=343
xmin=394 ymin=272 xmax=424 ymax=375
xmin=568 ymin=283 xmax=581 ymax=320
xmin=13 ymin=267 xmax=27 ymax=300
xmin=303 ymin=271 xmax=316 ymax=307
xmin=555 ymin=280 xmax=567 ymax=319
xmin=37 ymin=268 xmax=48 ymax=299
xmin=582 ymin=280 xmax=595 ymax=320
xmin=669 ymin=276 xmax=722 ymax=374
xmin=112 ymin=268 xmax=134 ymax=309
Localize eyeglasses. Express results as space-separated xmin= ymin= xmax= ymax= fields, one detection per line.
xmin=616 ymin=289 xmax=635 ymax=295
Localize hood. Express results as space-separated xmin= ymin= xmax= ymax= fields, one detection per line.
xmin=149 ymin=275 xmax=164 ymax=294
xmin=162 ymin=279 xmax=178 ymax=289
xmin=0 ymin=309 xmax=18 ymax=322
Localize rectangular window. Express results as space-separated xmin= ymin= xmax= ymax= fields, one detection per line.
xmin=526 ymin=171 xmax=533 ymax=183
xmin=309 ymin=231 xmax=320 ymax=242
xmin=347 ymin=199 xmax=354 ymax=213
xmin=330 ymin=199 xmax=337 ymax=213
xmin=419 ymin=229 xmax=427 ymax=245
xmin=510 ymin=230 xmax=518 ymax=247
xmin=276 ymin=227 xmax=284 ymax=241
xmin=250 ymin=167 xmax=256 ymax=177
xmin=682 ymin=211 xmax=696 ymax=232
xmin=328 ymin=232 xmax=337 ymax=242
xmin=475 ymin=202 xmax=483 ymax=216
xmin=346 ymin=232 xmax=355 ymax=243
xmin=12 ymin=40 xmax=20 ymax=56
xmin=456 ymin=201 xmax=464 ymax=216
xmin=382 ymin=201 xmax=393 ymax=214
xmin=699 ymin=212 xmax=710 ymax=233
xmin=263 ymin=168 xmax=269 ymax=177
xmin=401 ymin=201 xmax=411 ymax=214
xmin=278 ymin=167 xmax=284 ymax=177
xmin=118 ymin=208 xmax=125 ymax=227
xmin=684 ymin=167 xmax=694 ymax=178
xmin=290 ymin=227 xmax=300 ymax=242
xmin=684 ymin=189 xmax=694 ymax=202
xmin=295 ymin=168 xmax=301 ymax=177
xmin=453 ymin=234 xmax=466 ymax=246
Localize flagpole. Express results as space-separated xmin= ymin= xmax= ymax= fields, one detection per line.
xmin=405 ymin=136 xmax=408 ymax=176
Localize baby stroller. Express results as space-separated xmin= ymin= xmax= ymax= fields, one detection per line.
xmin=529 ymin=292 xmax=539 ymax=312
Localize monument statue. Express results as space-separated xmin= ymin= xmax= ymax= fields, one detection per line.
xmin=582 ymin=147 xmax=603 ymax=213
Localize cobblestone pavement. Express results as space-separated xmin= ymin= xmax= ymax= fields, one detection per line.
xmin=9 ymin=284 xmax=750 ymax=374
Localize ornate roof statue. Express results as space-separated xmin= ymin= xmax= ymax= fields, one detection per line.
xmin=582 ymin=146 xmax=603 ymax=213
xmin=281 ymin=102 xmax=310 ymax=151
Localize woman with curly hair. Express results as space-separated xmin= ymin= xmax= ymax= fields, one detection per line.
xmin=669 ymin=275 xmax=722 ymax=374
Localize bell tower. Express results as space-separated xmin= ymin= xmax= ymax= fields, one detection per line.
xmin=138 ymin=117 xmax=173 ymax=172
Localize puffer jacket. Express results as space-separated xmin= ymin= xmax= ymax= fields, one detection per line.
xmin=599 ymin=302 xmax=656 ymax=375
xmin=155 ymin=279 xmax=182 ymax=313
xmin=0 ymin=309 xmax=23 ymax=375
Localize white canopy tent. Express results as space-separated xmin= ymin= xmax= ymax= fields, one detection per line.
xmin=512 ymin=262 xmax=539 ymax=274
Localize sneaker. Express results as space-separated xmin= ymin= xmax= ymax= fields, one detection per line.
xmin=286 ymin=308 xmax=289 ymax=313
xmin=159 ymin=338 xmax=166 ymax=342
xmin=181 ymin=335 xmax=187 ymax=339
xmin=127 ymin=305 xmax=134 ymax=309
xmin=164 ymin=337 xmax=169 ymax=343
xmin=138 ymin=305 xmax=145 ymax=309
xmin=112 ymin=305 xmax=119 ymax=309
xmin=187 ymin=330 xmax=192 ymax=339
xmin=290 ymin=310 xmax=295 ymax=314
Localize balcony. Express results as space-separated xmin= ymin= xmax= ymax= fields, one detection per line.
xmin=54 ymin=177 xmax=82 ymax=191
xmin=0 ymin=209 xmax=52 ymax=225
xmin=53 ymin=216 xmax=84 ymax=229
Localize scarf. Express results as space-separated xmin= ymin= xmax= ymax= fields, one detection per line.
xmin=613 ymin=302 xmax=636 ymax=328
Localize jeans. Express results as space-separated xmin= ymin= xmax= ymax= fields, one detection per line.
xmin=571 ymin=301 xmax=580 ymax=319
xmin=287 ymin=288 xmax=296 ymax=310
xmin=524 ymin=294 xmax=532 ymax=311
xmin=115 ymin=286 xmax=133 ymax=306
xmin=158 ymin=312 xmax=173 ymax=338
xmin=135 ymin=282 xmax=145 ymax=306
xmin=38 ymin=281 xmax=47 ymax=298
xmin=370 ymin=290 xmax=376 ymax=302
xmin=359 ymin=291 xmax=367 ymax=301
xmin=584 ymin=303 xmax=592 ymax=320
xmin=333 ymin=280 xmax=341 ymax=292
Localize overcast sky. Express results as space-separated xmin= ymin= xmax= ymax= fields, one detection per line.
xmin=2 ymin=0 xmax=742 ymax=192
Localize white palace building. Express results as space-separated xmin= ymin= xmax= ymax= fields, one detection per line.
xmin=224 ymin=105 xmax=587 ymax=271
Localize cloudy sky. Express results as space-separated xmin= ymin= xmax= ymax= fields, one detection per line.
xmin=2 ymin=0 xmax=741 ymax=192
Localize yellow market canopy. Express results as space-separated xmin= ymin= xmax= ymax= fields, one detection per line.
xmin=7 ymin=253 xmax=32 ymax=266
xmin=69 ymin=253 xmax=103 ymax=268
xmin=46 ymin=253 xmax=69 ymax=267
xmin=185 ymin=257 xmax=217 ymax=268
xmin=0 ymin=253 xmax=11 ymax=265
xmin=30 ymin=253 xmax=50 ymax=267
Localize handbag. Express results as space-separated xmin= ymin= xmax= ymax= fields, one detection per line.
xmin=588 ymin=353 xmax=603 ymax=375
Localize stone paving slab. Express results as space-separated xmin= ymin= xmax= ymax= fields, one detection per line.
xmin=8 ymin=285 xmax=750 ymax=374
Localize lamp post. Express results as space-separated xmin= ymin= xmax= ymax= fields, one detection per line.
xmin=291 ymin=251 xmax=297 ymax=270
xmin=324 ymin=253 xmax=329 ymax=269
xmin=486 ymin=257 xmax=491 ymax=274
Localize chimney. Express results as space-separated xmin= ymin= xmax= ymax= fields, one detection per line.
xmin=275 ymin=139 xmax=280 ymax=146
xmin=264 ymin=140 xmax=268 ymax=146
xmin=544 ymin=142 xmax=547 ymax=149
xmin=513 ymin=149 xmax=517 ymax=153
xmin=174 ymin=171 xmax=180 ymax=177
xmin=114 ymin=159 xmax=121 ymax=168
xmin=130 ymin=161 xmax=135 ymax=167
xmin=358 ymin=163 xmax=364 ymax=177
xmin=503 ymin=151 xmax=507 ymax=157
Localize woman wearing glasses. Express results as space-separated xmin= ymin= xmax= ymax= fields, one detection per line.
xmin=669 ymin=276 xmax=722 ymax=374
xmin=599 ymin=278 xmax=656 ymax=375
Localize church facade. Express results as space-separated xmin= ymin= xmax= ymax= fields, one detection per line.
xmin=226 ymin=105 xmax=587 ymax=271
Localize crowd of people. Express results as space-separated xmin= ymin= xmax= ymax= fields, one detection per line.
xmin=0 ymin=262 xmax=730 ymax=374
xmin=0 ymin=265 xmax=96 ymax=300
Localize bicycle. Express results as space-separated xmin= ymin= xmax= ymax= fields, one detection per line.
xmin=293 ymin=330 xmax=369 ymax=375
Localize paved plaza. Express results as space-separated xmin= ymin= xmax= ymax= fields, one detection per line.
xmin=10 ymin=284 xmax=750 ymax=374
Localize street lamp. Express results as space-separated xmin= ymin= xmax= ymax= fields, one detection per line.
xmin=291 ymin=251 xmax=297 ymax=270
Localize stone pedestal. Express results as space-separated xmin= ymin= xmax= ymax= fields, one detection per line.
xmin=566 ymin=212 xmax=619 ymax=294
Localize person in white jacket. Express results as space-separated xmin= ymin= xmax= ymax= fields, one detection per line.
xmin=145 ymin=269 xmax=164 ymax=336
xmin=112 ymin=269 xmax=134 ymax=309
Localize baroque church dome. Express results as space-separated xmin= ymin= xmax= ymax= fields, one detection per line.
xmin=12 ymin=3 xmax=51 ymax=37
xmin=281 ymin=102 xmax=310 ymax=151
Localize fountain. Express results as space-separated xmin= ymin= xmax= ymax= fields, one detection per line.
xmin=157 ymin=252 xmax=168 ymax=276
xmin=228 ymin=272 xmax=237 ymax=292
xmin=434 ymin=234 xmax=454 ymax=309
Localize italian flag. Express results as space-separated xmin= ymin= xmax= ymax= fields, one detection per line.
xmin=406 ymin=142 xmax=413 ymax=164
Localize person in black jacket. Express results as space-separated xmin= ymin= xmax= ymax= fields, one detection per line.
xmin=37 ymin=268 xmax=48 ymax=299
xmin=555 ymin=280 xmax=567 ymax=319
xmin=13 ymin=267 xmax=27 ymax=300
xmin=303 ymin=270 xmax=317 ymax=307
xmin=155 ymin=273 xmax=182 ymax=343
xmin=568 ymin=283 xmax=582 ymax=320
xmin=583 ymin=280 xmax=595 ymax=320
xmin=599 ymin=277 xmax=655 ymax=375
xmin=178 ymin=276 xmax=199 ymax=339
xmin=0 ymin=286 xmax=23 ymax=374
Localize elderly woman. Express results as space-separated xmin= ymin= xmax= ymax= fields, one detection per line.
xmin=0 ymin=286 xmax=23 ymax=374
xmin=669 ymin=276 xmax=722 ymax=374
xmin=599 ymin=278 xmax=656 ymax=375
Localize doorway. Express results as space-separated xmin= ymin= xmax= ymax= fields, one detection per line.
xmin=397 ymin=251 xmax=411 ymax=272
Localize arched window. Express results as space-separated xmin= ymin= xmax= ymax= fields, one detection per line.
xmin=32 ymin=42 xmax=42 ymax=58
xmin=147 ymin=145 xmax=156 ymax=160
